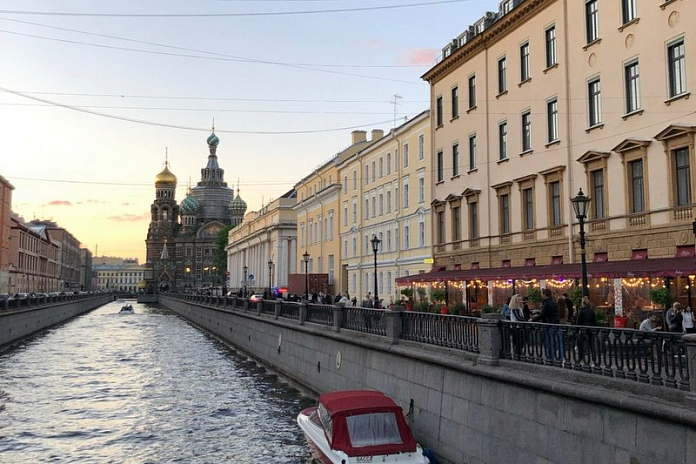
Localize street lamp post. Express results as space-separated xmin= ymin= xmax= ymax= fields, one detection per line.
xmin=243 ymin=265 xmax=248 ymax=297
xmin=268 ymin=260 xmax=274 ymax=298
xmin=571 ymin=188 xmax=591 ymax=297
xmin=370 ymin=234 xmax=381 ymax=306
xmin=303 ymin=251 xmax=310 ymax=299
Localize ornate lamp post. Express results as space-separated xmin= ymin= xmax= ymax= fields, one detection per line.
xmin=243 ymin=265 xmax=248 ymax=297
xmin=571 ymin=188 xmax=591 ymax=297
xmin=370 ymin=234 xmax=381 ymax=305
xmin=268 ymin=260 xmax=274 ymax=298
xmin=185 ymin=266 xmax=191 ymax=291
xmin=303 ymin=251 xmax=310 ymax=299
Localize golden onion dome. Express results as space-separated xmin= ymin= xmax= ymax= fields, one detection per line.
xmin=155 ymin=164 xmax=177 ymax=185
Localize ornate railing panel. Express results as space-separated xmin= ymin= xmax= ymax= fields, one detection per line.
xmin=280 ymin=302 xmax=300 ymax=320
xmin=499 ymin=322 xmax=690 ymax=389
xmin=306 ymin=304 xmax=334 ymax=326
xmin=342 ymin=307 xmax=387 ymax=336
xmin=402 ymin=312 xmax=479 ymax=353
xmin=261 ymin=300 xmax=276 ymax=315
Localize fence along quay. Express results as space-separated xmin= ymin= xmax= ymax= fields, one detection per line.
xmin=160 ymin=293 xmax=696 ymax=464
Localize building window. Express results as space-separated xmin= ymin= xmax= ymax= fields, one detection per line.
xmin=352 ymin=200 xmax=357 ymax=223
xmin=523 ymin=188 xmax=534 ymax=230
xmin=386 ymin=153 xmax=391 ymax=175
xmin=590 ymin=169 xmax=605 ymax=219
xmin=353 ymin=170 xmax=357 ymax=190
xmin=498 ymin=57 xmax=507 ymax=94
xmin=387 ymin=190 xmax=392 ymax=213
xmin=371 ymin=161 xmax=376 ymax=183
xmin=379 ymin=158 xmax=383 ymax=178
xmin=452 ymin=142 xmax=459 ymax=176
xmin=418 ymin=176 xmax=425 ymax=203
xmin=545 ymin=25 xmax=557 ymax=68
xmin=378 ymin=193 xmax=384 ymax=215
xmin=499 ymin=121 xmax=507 ymax=160
xmin=586 ymin=0 xmax=599 ymax=44
xmin=364 ymin=165 xmax=369 ymax=185
xmin=550 ymin=181 xmax=562 ymax=226
xmin=386 ymin=230 xmax=392 ymax=252
xmin=547 ymin=98 xmax=559 ymax=143
xmin=419 ymin=220 xmax=425 ymax=247
xmin=522 ymin=111 xmax=532 ymax=152
xmin=468 ymin=75 xmax=476 ymax=109
xmin=343 ymin=176 xmax=347 ymax=194
xmin=436 ymin=95 xmax=443 ymax=126
xmin=437 ymin=210 xmax=445 ymax=244
xmin=451 ymin=86 xmax=459 ymax=119
xmin=622 ymin=0 xmax=636 ymax=25
xmin=668 ymin=40 xmax=687 ymax=98
xmin=343 ymin=202 xmax=348 ymax=226
xmin=500 ymin=194 xmax=510 ymax=234
xmin=403 ymin=143 xmax=409 ymax=168
xmin=452 ymin=206 xmax=461 ymax=241
xmin=629 ymin=159 xmax=645 ymax=213
xmin=468 ymin=134 xmax=476 ymax=170
xmin=404 ymin=225 xmax=410 ymax=249
xmin=676 ymin=147 xmax=692 ymax=206
xmin=469 ymin=201 xmax=479 ymax=239
xmin=364 ymin=198 xmax=369 ymax=220
xmin=403 ymin=182 xmax=409 ymax=209
xmin=520 ymin=42 xmax=530 ymax=81
xmin=588 ymin=78 xmax=602 ymax=127
xmin=395 ymin=186 xmax=399 ymax=209
xmin=418 ymin=134 xmax=424 ymax=160
xmin=371 ymin=193 xmax=376 ymax=217
xmin=437 ymin=150 xmax=444 ymax=182
xmin=625 ymin=60 xmax=640 ymax=113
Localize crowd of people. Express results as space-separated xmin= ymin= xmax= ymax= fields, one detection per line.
xmin=501 ymin=289 xmax=594 ymax=326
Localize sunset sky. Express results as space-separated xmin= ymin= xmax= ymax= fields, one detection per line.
xmin=1 ymin=0 xmax=498 ymax=263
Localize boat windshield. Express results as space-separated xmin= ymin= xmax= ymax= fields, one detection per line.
xmin=345 ymin=412 xmax=403 ymax=447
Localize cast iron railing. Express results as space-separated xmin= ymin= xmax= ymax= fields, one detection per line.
xmin=306 ymin=304 xmax=334 ymax=326
xmin=280 ymin=301 xmax=300 ymax=320
xmin=401 ymin=311 xmax=480 ymax=353
xmin=499 ymin=321 xmax=690 ymax=390
xmin=261 ymin=300 xmax=275 ymax=315
xmin=343 ymin=306 xmax=387 ymax=336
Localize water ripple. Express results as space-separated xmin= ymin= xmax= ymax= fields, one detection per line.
xmin=0 ymin=302 xmax=314 ymax=463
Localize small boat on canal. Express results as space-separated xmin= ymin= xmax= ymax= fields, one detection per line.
xmin=119 ymin=304 xmax=134 ymax=314
xmin=297 ymin=390 xmax=431 ymax=464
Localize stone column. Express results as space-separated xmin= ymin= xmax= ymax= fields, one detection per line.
xmin=386 ymin=306 xmax=404 ymax=345
xmin=333 ymin=303 xmax=344 ymax=332
xmin=257 ymin=300 xmax=263 ymax=315
xmin=299 ymin=301 xmax=307 ymax=325
xmin=477 ymin=315 xmax=503 ymax=366
xmin=274 ymin=300 xmax=281 ymax=320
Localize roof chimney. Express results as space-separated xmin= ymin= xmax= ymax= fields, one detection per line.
xmin=351 ymin=130 xmax=367 ymax=145
xmin=371 ymin=129 xmax=384 ymax=141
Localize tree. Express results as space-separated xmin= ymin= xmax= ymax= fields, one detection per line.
xmin=213 ymin=225 xmax=234 ymax=277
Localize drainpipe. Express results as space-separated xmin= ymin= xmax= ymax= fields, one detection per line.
xmin=562 ymin=0 xmax=576 ymax=265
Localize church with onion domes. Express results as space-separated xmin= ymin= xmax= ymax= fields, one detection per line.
xmin=144 ymin=130 xmax=246 ymax=293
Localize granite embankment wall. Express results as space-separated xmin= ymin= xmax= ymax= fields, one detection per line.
xmin=0 ymin=295 xmax=112 ymax=348
xmin=160 ymin=296 xmax=696 ymax=464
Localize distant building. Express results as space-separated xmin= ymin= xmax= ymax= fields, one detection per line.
xmin=0 ymin=175 xmax=14 ymax=292
xmin=145 ymin=130 xmax=247 ymax=292
xmin=93 ymin=262 xmax=145 ymax=292
xmin=7 ymin=215 xmax=61 ymax=293
xmin=80 ymin=248 xmax=93 ymax=291
xmin=28 ymin=220 xmax=82 ymax=292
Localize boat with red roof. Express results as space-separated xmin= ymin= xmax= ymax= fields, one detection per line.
xmin=297 ymin=390 xmax=431 ymax=464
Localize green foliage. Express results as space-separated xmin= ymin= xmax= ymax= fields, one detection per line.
xmin=416 ymin=287 xmax=427 ymax=302
xmin=450 ymin=302 xmax=466 ymax=316
xmin=481 ymin=304 xmax=496 ymax=314
xmin=213 ymin=225 xmax=234 ymax=276
xmin=431 ymin=288 xmax=446 ymax=303
xmin=649 ymin=287 xmax=673 ymax=306
xmin=567 ymin=285 xmax=583 ymax=308
xmin=400 ymin=287 xmax=414 ymax=301
xmin=527 ymin=287 xmax=543 ymax=304
xmin=594 ymin=308 xmax=606 ymax=323
xmin=414 ymin=301 xmax=430 ymax=312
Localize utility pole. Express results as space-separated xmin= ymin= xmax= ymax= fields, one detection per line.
xmin=392 ymin=94 xmax=402 ymax=128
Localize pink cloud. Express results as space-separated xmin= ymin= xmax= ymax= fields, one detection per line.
xmin=47 ymin=200 xmax=72 ymax=206
xmin=400 ymin=48 xmax=438 ymax=66
xmin=362 ymin=39 xmax=384 ymax=48
xmin=107 ymin=213 xmax=148 ymax=222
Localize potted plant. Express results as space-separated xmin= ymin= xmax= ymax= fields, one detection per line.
xmin=450 ymin=301 xmax=466 ymax=316
xmin=649 ymin=286 xmax=672 ymax=310
xmin=400 ymin=288 xmax=414 ymax=311
xmin=414 ymin=301 xmax=430 ymax=312
xmin=527 ymin=287 xmax=543 ymax=308
xmin=431 ymin=288 xmax=447 ymax=314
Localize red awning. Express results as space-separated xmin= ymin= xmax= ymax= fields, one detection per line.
xmin=395 ymin=257 xmax=696 ymax=285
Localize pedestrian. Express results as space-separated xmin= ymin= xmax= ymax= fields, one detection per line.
xmin=541 ymin=288 xmax=562 ymax=363
xmin=575 ymin=296 xmax=596 ymax=360
xmin=557 ymin=296 xmax=569 ymax=324
xmin=665 ymin=302 xmax=684 ymax=333
xmin=575 ymin=296 xmax=596 ymax=326
xmin=509 ymin=294 xmax=526 ymax=322
xmin=563 ymin=292 xmax=575 ymax=322
xmin=500 ymin=298 xmax=511 ymax=319
xmin=682 ymin=306 xmax=695 ymax=334
xmin=522 ymin=297 xmax=531 ymax=321
xmin=541 ymin=289 xmax=559 ymax=324
xmin=639 ymin=313 xmax=662 ymax=332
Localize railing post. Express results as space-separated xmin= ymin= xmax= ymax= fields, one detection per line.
xmin=243 ymin=298 xmax=249 ymax=311
xmin=477 ymin=315 xmax=503 ymax=366
xmin=386 ymin=305 xmax=404 ymax=344
xmin=256 ymin=300 xmax=263 ymax=315
xmin=274 ymin=300 xmax=282 ymax=320
xmin=299 ymin=302 xmax=308 ymax=325
xmin=223 ymin=297 xmax=228 ymax=308
xmin=333 ymin=303 xmax=344 ymax=332
xmin=683 ymin=334 xmax=696 ymax=394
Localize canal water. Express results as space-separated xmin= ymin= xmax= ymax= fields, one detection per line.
xmin=0 ymin=301 xmax=315 ymax=463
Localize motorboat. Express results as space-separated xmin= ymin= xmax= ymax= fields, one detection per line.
xmin=297 ymin=390 xmax=431 ymax=464
xmin=119 ymin=304 xmax=134 ymax=314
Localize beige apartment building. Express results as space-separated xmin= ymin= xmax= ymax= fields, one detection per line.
xmin=338 ymin=112 xmax=432 ymax=305
xmin=226 ymin=189 xmax=298 ymax=295
xmin=405 ymin=0 xmax=696 ymax=311
xmin=294 ymin=131 xmax=380 ymax=297
xmin=7 ymin=216 xmax=61 ymax=293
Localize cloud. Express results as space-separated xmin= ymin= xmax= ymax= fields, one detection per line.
xmin=362 ymin=39 xmax=385 ymax=48
xmin=400 ymin=48 xmax=438 ymax=66
xmin=107 ymin=213 xmax=148 ymax=222
xmin=47 ymin=200 xmax=72 ymax=206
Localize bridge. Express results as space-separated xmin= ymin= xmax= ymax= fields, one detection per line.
xmin=160 ymin=293 xmax=696 ymax=464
